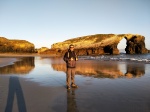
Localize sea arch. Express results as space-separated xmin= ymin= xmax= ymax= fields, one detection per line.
xmin=118 ymin=34 xmax=148 ymax=54
xmin=118 ymin=37 xmax=126 ymax=53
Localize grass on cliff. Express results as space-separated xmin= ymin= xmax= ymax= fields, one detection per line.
xmin=0 ymin=37 xmax=35 ymax=53
xmin=64 ymin=34 xmax=115 ymax=43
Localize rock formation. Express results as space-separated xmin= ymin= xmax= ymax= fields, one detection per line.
xmin=37 ymin=47 xmax=49 ymax=53
xmin=0 ymin=37 xmax=35 ymax=53
xmin=48 ymin=34 xmax=148 ymax=55
xmin=1 ymin=34 xmax=148 ymax=55
xmin=125 ymin=35 xmax=148 ymax=54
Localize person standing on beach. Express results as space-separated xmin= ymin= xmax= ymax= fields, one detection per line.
xmin=63 ymin=44 xmax=78 ymax=90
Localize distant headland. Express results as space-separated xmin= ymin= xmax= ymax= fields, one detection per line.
xmin=0 ymin=37 xmax=34 ymax=53
xmin=0 ymin=34 xmax=150 ymax=56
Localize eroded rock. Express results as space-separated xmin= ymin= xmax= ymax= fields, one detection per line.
xmin=125 ymin=35 xmax=148 ymax=54
xmin=48 ymin=34 xmax=148 ymax=55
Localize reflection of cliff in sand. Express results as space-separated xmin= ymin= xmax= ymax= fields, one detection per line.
xmin=125 ymin=63 xmax=145 ymax=78
xmin=0 ymin=57 xmax=35 ymax=75
xmin=51 ymin=59 xmax=145 ymax=79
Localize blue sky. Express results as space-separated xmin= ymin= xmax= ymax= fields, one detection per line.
xmin=0 ymin=0 xmax=150 ymax=49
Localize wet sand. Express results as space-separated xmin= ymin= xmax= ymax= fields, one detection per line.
xmin=0 ymin=57 xmax=19 ymax=67
xmin=0 ymin=76 xmax=66 ymax=112
xmin=0 ymin=56 xmax=150 ymax=112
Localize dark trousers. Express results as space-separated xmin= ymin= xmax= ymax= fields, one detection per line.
xmin=66 ymin=68 xmax=75 ymax=87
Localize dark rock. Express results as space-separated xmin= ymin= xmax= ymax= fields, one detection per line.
xmin=125 ymin=36 xmax=148 ymax=54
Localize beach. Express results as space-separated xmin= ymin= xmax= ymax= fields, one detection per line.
xmin=0 ymin=57 xmax=19 ymax=67
xmin=0 ymin=55 xmax=150 ymax=112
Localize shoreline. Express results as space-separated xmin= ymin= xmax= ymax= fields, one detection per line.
xmin=0 ymin=53 xmax=150 ymax=68
xmin=0 ymin=57 xmax=19 ymax=67
xmin=0 ymin=53 xmax=62 ymax=57
xmin=0 ymin=53 xmax=61 ymax=68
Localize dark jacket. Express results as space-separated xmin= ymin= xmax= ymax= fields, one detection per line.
xmin=63 ymin=50 xmax=77 ymax=68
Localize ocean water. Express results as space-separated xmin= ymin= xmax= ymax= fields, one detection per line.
xmin=84 ymin=53 xmax=150 ymax=63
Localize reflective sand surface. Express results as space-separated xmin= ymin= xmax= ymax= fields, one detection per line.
xmin=0 ymin=56 xmax=150 ymax=112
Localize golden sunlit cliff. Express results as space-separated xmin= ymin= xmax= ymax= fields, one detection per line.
xmin=0 ymin=37 xmax=35 ymax=53
xmin=40 ymin=34 xmax=148 ymax=55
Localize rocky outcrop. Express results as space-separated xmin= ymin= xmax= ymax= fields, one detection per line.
xmin=37 ymin=47 xmax=49 ymax=53
xmin=39 ymin=48 xmax=62 ymax=56
xmin=51 ymin=34 xmax=122 ymax=55
xmin=125 ymin=35 xmax=148 ymax=54
xmin=49 ymin=34 xmax=148 ymax=55
xmin=0 ymin=37 xmax=35 ymax=53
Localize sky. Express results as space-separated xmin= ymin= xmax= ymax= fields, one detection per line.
xmin=0 ymin=0 xmax=150 ymax=49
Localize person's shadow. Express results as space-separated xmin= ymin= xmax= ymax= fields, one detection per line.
xmin=67 ymin=89 xmax=79 ymax=112
xmin=5 ymin=76 xmax=26 ymax=112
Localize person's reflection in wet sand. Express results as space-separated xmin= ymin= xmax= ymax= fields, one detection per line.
xmin=5 ymin=76 xmax=26 ymax=112
xmin=67 ymin=89 xmax=79 ymax=112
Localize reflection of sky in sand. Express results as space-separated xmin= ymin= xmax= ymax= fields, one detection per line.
xmin=118 ymin=62 xmax=126 ymax=74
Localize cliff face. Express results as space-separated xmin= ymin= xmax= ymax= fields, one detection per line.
xmin=0 ymin=37 xmax=35 ymax=53
xmin=49 ymin=34 xmax=148 ymax=55
xmin=125 ymin=35 xmax=148 ymax=54
xmin=52 ymin=34 xmax=122 ymax=50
